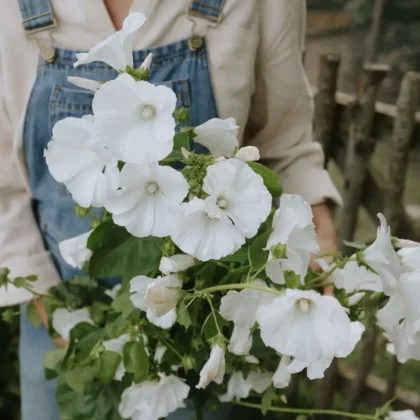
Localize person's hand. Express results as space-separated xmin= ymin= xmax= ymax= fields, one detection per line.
xmin=311 ymin=202 xmax=338 ymax=296
xmin=33 ymin=298 xmax=67 ymax=347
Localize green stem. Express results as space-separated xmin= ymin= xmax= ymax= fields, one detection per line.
xmin=161 ymin=338 xmax=183 ymax=361
xmin=197 ymin=283 xmax=281 ymax=297
xmin=206 ymin=296 xmax=222 ymax=335
xmin=247 ymin=258 xmax=273 ymax=283
xmin=232 ymin=401 xmax=376 ymax=420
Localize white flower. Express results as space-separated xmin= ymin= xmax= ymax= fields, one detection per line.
xmin=219 ymin=371 xmax=253 ymax=402
xmin=74 ymin=13 xmax=146 ymax=71
xmin=220 ymin=280 xmax=276 ymax=355
xmin=266 ymin=194 xmax=319 ymax=285
xmin=129 ymin=275 xmax=177 ymax=330
xmin=203 ymin=158 xmax=272 ymax=238
xmin=58 ymin=230 xmax=93 ymax=269
xmin=52 ymin=308 xmax=94 ymax=341
xmin=273 ymin=356 xmax=292 ymax=389
xmin=196 ymin=345 xmax=226 ymax=389
xmin=377 ymin=269 xmax=420 ymax=342
xmin=385 ymin=325 xmax=420 ymax=363
xmin=171 ymin=197 xmax=245 ymax=262
xmin=219 ymin=371 xmax=271 ymax=402
xmin=235 ymin=146 xmax=260 ymax=162
xmin=399 ymin=247 xmax=420 ymax=271
xmin=92 ymin=74 xmax=177 ymax=164
xmin=316 ymin=259 xmax=383 ymax=294
xmin=363 ymin=214 xmax=402 ymax=294
xmin=387 ymin=410 xmax=419 ymax=420
xmin=159 ymin=255 xmax=195 ymax=275
xmin=247 ymin=371 xmax=272 ymax=393
xmin=45 ymin=116 xmax=119 ymax=207
xmin=119 ymin=374 xmax=190 ymax=420
xmin=68 ymin=76 xmax=101 ymax=92
xmin=146 ymin=274 xmax=182 ymax=317
xmin=194 ymin=118 xmax=239 ymax=158
xmin=256 ymin=289 xmax=364 ymax=379
xmin=105 ymin=163 xmax=189 ymax=238
xmin=105 ymin=284 xmax=122 ymax=300
xmin=395 ymin=238 xmax=420 ymax=249
xmin=103 ymin=333 xmax=131 ymax=381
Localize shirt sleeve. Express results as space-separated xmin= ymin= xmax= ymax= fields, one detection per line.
xmin=246 ymin=0 xmax=342 ymax=206
xmin=0 ymin=73 xmax=61 ymax=307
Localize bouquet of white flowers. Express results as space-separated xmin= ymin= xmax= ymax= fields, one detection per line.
xmin=2 ymin=13 xmax=420 ymax=420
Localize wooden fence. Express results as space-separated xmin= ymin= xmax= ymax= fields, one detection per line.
xmin=312 ymin=53 xmax=420 ymax=413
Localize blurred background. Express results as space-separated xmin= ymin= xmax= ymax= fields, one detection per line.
xmin=1 ymin=0 xmax=420 ymax=418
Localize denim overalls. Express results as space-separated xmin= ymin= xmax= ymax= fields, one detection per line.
xmin=17 ymin=0 xmax=231 ymax=418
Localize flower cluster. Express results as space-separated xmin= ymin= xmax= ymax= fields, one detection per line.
xmin=11 ymin=12 xmax=418 ymax=420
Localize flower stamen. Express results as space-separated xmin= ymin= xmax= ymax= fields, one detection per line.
xmin=141 ymin=104 xmax=156 ymax=120
xmin=147 ymin=181 xmax=159 ymax=194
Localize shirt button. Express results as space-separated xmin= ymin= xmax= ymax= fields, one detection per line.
xmin=189 ymin=36 xmax=204 ymax=52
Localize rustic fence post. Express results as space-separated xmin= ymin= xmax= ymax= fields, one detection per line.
xmin=339 ymin=63 xmax=389 ymax=255
xmin=384 ymin=71 xmax=420 ymax=234
xmin=314 ymin=53 xmax=341 ymax=166
xmin=345 ymin=325 xmax=379 ymax=412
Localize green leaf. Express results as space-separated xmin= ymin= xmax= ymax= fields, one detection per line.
xmin=111 ymin=283 xmax=134 ymax=316
xmin=177 ymin=300 xmax=192 ymax=330
xmin=65 ymin=365 xmax=95 ymax=395
xmin=220 ymin=245 xmax=249 ymax=264
xmin=44 ymin=348 xmax=66 ymax=380
xmin=95 ymin=351 xmax=122 ymax=384
xmin=249 ymin=231 xmax=271 ymax=271
xmin=104 ymin=315 xmax=129 ymax=339
xmin=261 ymin=386 xmax=277 ymax=415
xmin=284 ymin=270 xmax=301 ymax=289
xmin=201 ymin=312 xmax=228 ymax=341
xmin=123 ymin=339 xmax=149 ymax=383
xmin=26 ymin=301 xmax=41 ymax=328
xmin=25 ymin=275 xmax=38 ymax=282
xmin=160 ymin=132 xmax=191 ymax=163
xmin=13 ymin=277 xmax=31 ymax=289
xmin=89 ymin=223 xmax=163 ymax=279
xmin=248 ymin=162 xmax=282 ymax=197
xmin=342 ymin=240 xmax=366 ymax=250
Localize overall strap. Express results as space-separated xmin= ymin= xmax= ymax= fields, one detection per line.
xmin=17 ymin=0 xmax=57 ymax=35
xmin=188 ymin=0 xmax=225 ymax=23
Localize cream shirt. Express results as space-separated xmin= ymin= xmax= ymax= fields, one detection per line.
xmin=0 ymin=0 xmax=341 ymax=306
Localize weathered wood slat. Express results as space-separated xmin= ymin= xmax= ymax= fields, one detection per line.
xmin=339 ymin=64 xmax=389 ymax=254
xmin=314 ymin=53 xmax=341 ymax=165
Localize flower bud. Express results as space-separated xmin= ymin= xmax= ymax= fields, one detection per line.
xmin=146 ymin=275 xmax=181 ymax=317
xmin=67 ymin=76 xmax=101 ymax=92
xmin=140 ymin=53 xmax=153 ymax=70
xmin=235 ymin=146 xmax=260 ymax=162
xmin=182 ymin=354 xmax=196 ymax=372
xmin=348 ymin=292 xmax=365 ymax=306
xmin=270 ymin=243 xmax=287 ymax=259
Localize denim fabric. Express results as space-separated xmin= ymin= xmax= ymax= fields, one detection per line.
xmin=18 ymin=0 xmax=55 ymax=33
xmin=20 ymin=6 xmax=222 ymax=420
xmin=189 ymin=0 xmax=225 ymax=21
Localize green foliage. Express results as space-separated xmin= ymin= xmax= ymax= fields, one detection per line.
xmin=88 ymin=221 xmax=164 ymax=279
xmin=123 ymin=339 xmax=149 ymax=383
xmin=248 ymin=162 xmax=282 ymax=197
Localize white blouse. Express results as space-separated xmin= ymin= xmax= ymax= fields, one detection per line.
xmin=0 ymin=0 xmax=341 ymax=306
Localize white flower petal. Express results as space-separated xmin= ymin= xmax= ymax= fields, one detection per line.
xmin=273 ymin=356 xmax=292 ymax=389
xmin=106 ymin=163 xmax=189 ymax=238
xmin=196 ymin=345 xmax=226 ymax=389
xmin=75 ymin=13 xmax=146 ymax=71
xmin=58 ymin=230 xmax=93 ymax=269
xmin=146 ymin=275 xmax=182 ymax=317
xmin=235 ymin=146 xmax=260 ymax=162
xmin=67 ymin=76 xmax=101 ymax=92
xmin=147 ymin=308 xmax=177 ymax=330
xmin=227 ymin=325 xmax=253 ymax=356
xmin=203 ymin=159 xmax=272 ymax=238
xmin=387 ymin=411 xmax=419 ymax=420
xmin=103 ymin=333 xmax=131 ymax=381
xmin=93 ymin=77 xmax=176 ymax=164
xmin=159 ymin=255 xmax=195 ymax=275
xmin=247 ymin=371 xmax=272 ymax=393
xmin=52 ymin=308 xmax=94 ymax=341
xmin=129 ymin=275 xmax=155 ymax=311
xmin=194 ymin=118 xmax=239 ymax=157
xmin=105 ymin=284 xmax=122 ymax=300
xmin=171 ymin=197 xmax=245 ymax=261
